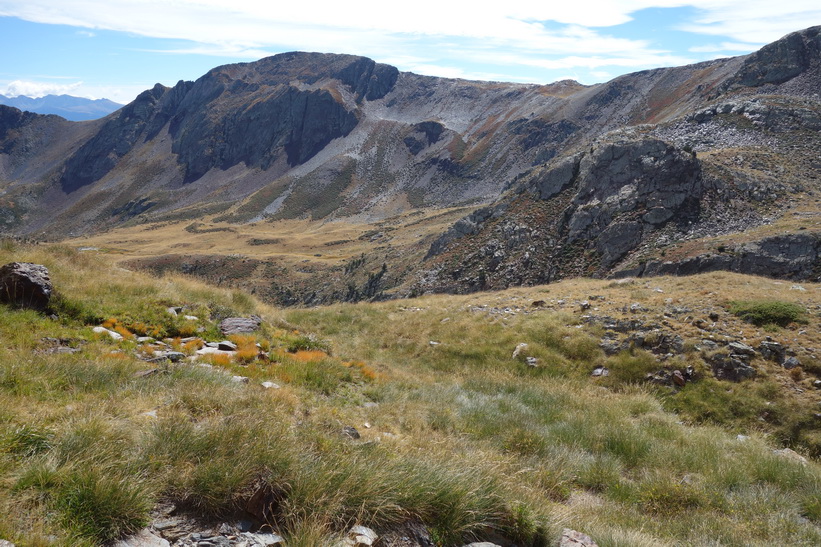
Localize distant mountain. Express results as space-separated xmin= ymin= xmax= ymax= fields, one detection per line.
xmin=0 ymin=93 xmax=122 ymax=121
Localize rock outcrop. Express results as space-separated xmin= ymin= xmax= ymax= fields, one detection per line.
xmin=621 ymin=233 xmax=821 ymax=282
xmin=421 ymin=137 xmax=705 ymax=292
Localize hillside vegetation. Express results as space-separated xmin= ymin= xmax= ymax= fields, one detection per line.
xmin=0 ymin=243 xmax=820 ymax=545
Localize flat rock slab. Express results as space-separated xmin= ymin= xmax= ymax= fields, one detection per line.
xmin=560 ymin=528 xmax=598 ymax=547
xmin=112 ymin=529 xmax=170 ymax=547
xmin=219 ymin=316 xmax=262 ymax=336
xmin=0 ymin=262 xmax=52 ymax=310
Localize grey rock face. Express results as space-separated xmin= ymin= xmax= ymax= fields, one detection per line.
xmin=568 ymin=139 xmax=702 ymax=245
xmin=0 ymin=262 xmax=52 ymax=310
xmin=58 ymin=52 xmax=399 ymax=192
xmin=427 ymin=138 xmax=703 ymax=276
xmin=731 ymin=26 xmax=821 ymax=87
xmin=60 ymin=84 xmax=169 ymax=193
xmin=759 ymin=341 xmax=787 ymax=363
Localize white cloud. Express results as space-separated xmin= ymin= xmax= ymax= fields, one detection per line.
xmin=688 ymin=41 xmax=764 ymax=53
xmin=0 ymin=0 xmax=818 ymax=95
xmin=3 ymin=79 xmax=83 ymax=98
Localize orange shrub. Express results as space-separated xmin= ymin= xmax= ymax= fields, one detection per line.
xmin=205 ymin=354 xmax=233 ymax=367
xmin=345 ymin=360 xmax=379 ymax=381
xmin=113 ymin=325 xmax=134 ymax=340
xmin=102 ymin=317 xmax=119 ymax=329
xmin=236 ymin=347 xmax=260 ymax=363
xmin=127 ymin=321 xmax=149 ymax=336
xmin=290 ymin=350 xmax=327 ymax=363
xmin=182 ymin=339 xmax=204 ymax=354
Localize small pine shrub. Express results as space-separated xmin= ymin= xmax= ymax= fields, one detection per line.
xmin=728 ymin=300 xmax=806 ymax=327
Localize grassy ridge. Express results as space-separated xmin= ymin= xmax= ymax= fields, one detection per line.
xmin=0 ymin=243 xmax=819 ymax=545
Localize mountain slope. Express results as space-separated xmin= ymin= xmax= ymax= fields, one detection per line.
xmin=0 ymin=30 xmax=809 ymax=236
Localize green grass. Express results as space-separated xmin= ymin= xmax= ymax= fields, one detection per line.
xmin=0 ymin=244 xmax=820 ymax=545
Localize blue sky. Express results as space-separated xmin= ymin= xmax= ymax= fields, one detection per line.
xmin=0 ymin=1 xmax=819 ymax=104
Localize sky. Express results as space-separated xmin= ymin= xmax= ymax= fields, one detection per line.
xmin=0 ymin=1 xmax=819 ymax=105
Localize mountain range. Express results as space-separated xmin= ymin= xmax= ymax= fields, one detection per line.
xmin=0 ymin=26 xmax=819 ymax=304
xmin=0 ymin=93 xmax=122 ymax=121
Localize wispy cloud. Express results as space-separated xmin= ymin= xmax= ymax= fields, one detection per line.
xmin=688 ymin=41 xmax=764 ymax=53
xmin=0 ymin=0 xmax=818 ymax=101
xmin=0 ymin=1 xmax=778 ymax=72
xmin=3 ymin=79 xmax=83 ymax=97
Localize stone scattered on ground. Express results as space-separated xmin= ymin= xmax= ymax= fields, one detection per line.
xmin=559 ymin=528 xmax=599 ymax=547
xmin=93 ymin=326 xmax=124 ymax=340
xmin=335 ymin=525 xmax=378 ymax=547
xmin=0 ymin=262 xmax=52 ymax=310
xmin=342 ymin=425 xmax=361 ymax=439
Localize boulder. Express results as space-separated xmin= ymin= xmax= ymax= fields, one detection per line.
xmin=0 ymin=262 xmax=52 ymax=310
xmin=773 ymin=447 xmax=808 ymax=465
xmin=783 ymin=356 xmax=802 ymax=369
xmin=709 ymin=353 xmax=756 ymax=381
xmin=728 ymin=342 xmax=756 ymax=356
xmin=759 ymin=341 xmax=786 ymax=362
xmin=219 ymin=316 xmax=262 ymax=336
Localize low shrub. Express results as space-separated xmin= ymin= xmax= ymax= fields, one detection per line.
xmin=728 ymin=300 xmax=806 ymax=327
